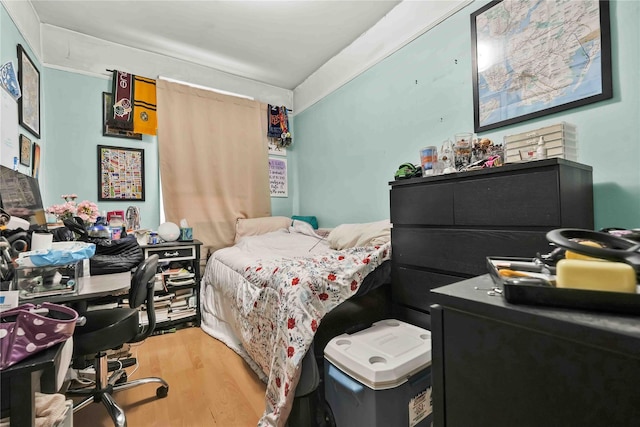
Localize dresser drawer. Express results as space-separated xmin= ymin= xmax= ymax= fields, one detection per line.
xmin=143 ymin=245 xmax=196 ymax=262
xmin=390 ymin=183 xmax=454 ymax=225
xmin=454 ymin=170 xmax=560 ymax=226
xmin=393 ymin=228 xmax=550 ymax=276
xmin=392 ymin=266 xmax=462 ymax=312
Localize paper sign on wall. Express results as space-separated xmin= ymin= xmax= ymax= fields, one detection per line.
xmin=268 ymin=140 xmax=287 ymax=156
xmin=269 ymin=157 xmax=288 ymax=197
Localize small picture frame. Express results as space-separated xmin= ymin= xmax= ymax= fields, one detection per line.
xmin=19 ymin=134 xmax=32 ymax=167
xmin=102 ymin=92 xmax=142 ymax=140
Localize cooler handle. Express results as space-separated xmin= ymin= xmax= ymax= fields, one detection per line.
xmin=327 ymin=364 xmax=364 ymax=400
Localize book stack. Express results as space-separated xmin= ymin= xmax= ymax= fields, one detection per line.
xmin=163 ymin=267 xmax=196 ymax=288
xmin=139 ymin=293 xmax=174 ymax=325
xmin=169 ymin=288 xmax=197 ymax=321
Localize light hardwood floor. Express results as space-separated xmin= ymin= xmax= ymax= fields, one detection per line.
xmin=71 ymin=327 xmax=266 ymax=427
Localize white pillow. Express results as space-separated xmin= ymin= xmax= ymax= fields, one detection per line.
xmin=327 ymin=219 xmax=391 ymax=250
xmin=234 ymin=216 xmax=291 ymax=243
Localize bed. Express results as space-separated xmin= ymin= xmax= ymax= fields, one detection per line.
xmin=200 ymin=218 xmax=392 ymax=427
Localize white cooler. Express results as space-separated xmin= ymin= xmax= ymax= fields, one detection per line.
xmin=324 ymin=319 xmax=432 ymax=427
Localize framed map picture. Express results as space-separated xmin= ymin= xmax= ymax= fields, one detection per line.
xmin=97 ymin=145 xmax=145 ymax=201
xmin=17 ymin=44 xmax=40 ymax=138
xmin=471 ymin=0 xmax=612 ymax=132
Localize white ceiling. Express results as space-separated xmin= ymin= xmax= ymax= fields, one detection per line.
xmin=29 ymin=0 xmax=402 ymax=90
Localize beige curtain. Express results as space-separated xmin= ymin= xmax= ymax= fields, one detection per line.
xmin=156 ymin=79 xmax=271 ymax=253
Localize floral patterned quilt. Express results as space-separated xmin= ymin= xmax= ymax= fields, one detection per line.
xmin=201 ymin=225 xmax=391 ymax=427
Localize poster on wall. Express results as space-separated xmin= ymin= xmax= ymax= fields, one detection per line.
xmin=97 ymin=145 xmax=145 ymax=201
xmin=0 ymin=89 xmax=19 ymax=169
xmin=269 ymin=157 xmax=288 ymax=197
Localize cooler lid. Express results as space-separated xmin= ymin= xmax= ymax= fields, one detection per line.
xmin=324 ymin=319 xmax=432 ymax=390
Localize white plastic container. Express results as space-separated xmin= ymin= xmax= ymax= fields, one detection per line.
xmin=324 ymin=319 xmax=433 ymax=427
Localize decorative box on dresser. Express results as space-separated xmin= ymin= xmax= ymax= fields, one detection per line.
xmin=389 ymin=158 xmax=594 ymax=329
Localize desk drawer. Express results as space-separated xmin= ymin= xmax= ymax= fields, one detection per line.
xmin=144 ymin=245 xmax=196 ymax=262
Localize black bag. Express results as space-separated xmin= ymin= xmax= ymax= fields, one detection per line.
xmin=63 ymin=218 xmax=144 ymax=275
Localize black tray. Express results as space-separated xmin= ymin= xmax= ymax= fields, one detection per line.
xmin=487 ymin=257 xmax=640 ymax=315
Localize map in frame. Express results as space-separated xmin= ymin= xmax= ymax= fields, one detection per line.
xmin=471 ymin=0 xmax=612 ymax=133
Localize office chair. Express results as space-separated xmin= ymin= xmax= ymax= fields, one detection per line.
xmin=68 ymin=255 xmax=168 ymax=427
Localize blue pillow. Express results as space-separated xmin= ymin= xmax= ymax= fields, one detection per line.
xmin=291 ymin=215 xmax=318 ymax=230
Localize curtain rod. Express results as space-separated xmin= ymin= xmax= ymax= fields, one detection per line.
xmin=107 ymin=69 xmax=292 ymax=111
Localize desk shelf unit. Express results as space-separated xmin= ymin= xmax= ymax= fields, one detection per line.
xmin=140 ymin=239 xmax=203 ymax=330
xmin=389 ymin=158 xmax=594 ymax=329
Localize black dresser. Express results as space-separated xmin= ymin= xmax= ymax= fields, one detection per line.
xmin=389 ymin=158 xmax=594 ymax=329
xmin=430 ymin=275 xmax=640 ymax=427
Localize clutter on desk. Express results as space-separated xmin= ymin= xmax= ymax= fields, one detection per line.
xmin=64 ymin=217 xmax=144 ymax=275
xmin=0 ymin=302 xmax=78 ymax=370
xmin=125 ymin=206 xmax=141 ymax=231
xmin=486 ymin=227 xmax=640 ymax=315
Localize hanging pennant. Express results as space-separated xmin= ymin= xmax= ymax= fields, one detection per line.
xmin=110 ymin=70 xmax=134 ymax=131
xmin=133 ymin=75 xmax=157 ymax=135
xmin=267 ymin=104 xmax=282 ymax=138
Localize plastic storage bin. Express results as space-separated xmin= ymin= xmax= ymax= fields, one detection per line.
xmin=324 ymin=319 xmax=432 ymax=427
xmin=13 ymin=261 xmax=81 ymax=299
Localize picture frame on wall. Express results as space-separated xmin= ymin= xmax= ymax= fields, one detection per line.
xmin=19 ymin=134 xmax=32 ymax=167
xmin=17 ymin=44 xmax=40 ymax=138
xmin=470 ymin=0 xmax=612 ymax=133
xmin=32 ymin=142 xmax=41 ymax=179
xmin=97 ymin=145 xmax=145 ymax=201
xmin=102 ymin=92 xmax=142 ymax=140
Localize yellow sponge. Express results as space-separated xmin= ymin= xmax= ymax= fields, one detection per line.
xmin=556 ymin=259 xmax=637 ymax=293
xmin=565 ymin=240 xmax=605 ymax=261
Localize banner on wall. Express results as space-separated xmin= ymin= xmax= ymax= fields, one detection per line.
xmin=0 ymin=61 xmax=21 ymax=101
xmin=269 ymin=157 xmax=287 ymax=198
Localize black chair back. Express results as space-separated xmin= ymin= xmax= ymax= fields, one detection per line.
xmin=129 ymin=254 xmax=159 ymax=342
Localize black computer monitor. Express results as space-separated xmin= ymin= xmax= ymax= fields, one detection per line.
xmin=0 ymin=165 xmax=47 ymax=226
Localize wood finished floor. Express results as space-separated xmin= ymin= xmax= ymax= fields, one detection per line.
xmin=71 ymin=327 xmax=266 ymax=427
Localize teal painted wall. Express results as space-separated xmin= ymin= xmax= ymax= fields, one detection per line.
xmin=294 ymin=0 xmax=640 ymax=229
xmin=42 ymin=68 xmax=161 ymax=229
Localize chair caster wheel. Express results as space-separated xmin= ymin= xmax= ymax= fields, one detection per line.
xmin=156 ymin=385 xmax=169 ymax=398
